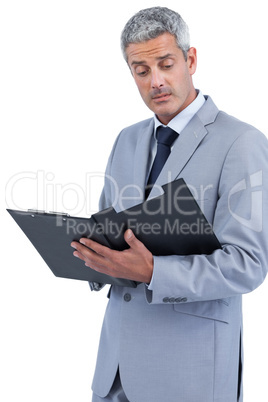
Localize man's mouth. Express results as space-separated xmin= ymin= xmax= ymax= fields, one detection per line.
xmin=152 ymin=93 xmax=171 ymax=102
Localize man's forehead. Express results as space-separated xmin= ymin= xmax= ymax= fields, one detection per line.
xmin=126 ymin=33 xmax=180 ymax=64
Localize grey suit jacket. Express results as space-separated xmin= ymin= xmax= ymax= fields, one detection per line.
xmin=91 ymin=96 xmax=268 ymax=402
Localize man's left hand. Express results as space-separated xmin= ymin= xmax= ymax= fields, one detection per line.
xmin=71 ymin=229 xmax=154 ymax=284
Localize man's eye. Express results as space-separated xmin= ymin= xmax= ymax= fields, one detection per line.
xmin=163 ymin=63 xmax=173 ymax=69
xmin=161 ymin=59 xmax=174 ymax=69
xmin=135 ymin=66 xmax=148 ymax=76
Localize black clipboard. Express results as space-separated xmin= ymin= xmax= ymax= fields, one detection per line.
xmin=7 ymin=178 xmax=221 ymax=287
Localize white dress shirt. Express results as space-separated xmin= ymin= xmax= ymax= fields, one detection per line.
xmin=146 ymin=90 xmax=206 ymax=179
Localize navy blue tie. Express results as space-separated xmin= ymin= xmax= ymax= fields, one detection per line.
xmin=145 ymin=126 xmax=178 ymax=198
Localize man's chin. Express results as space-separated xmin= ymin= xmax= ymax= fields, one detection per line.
xmin=153 ymin=106 xmax=180 ymax=124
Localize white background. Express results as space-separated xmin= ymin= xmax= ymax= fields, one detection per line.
xmin=1 ymin=0 xmax=268 ymax=400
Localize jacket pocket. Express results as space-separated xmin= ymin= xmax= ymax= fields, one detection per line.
xmin=173 ymin=299 xmax=230 ymax=324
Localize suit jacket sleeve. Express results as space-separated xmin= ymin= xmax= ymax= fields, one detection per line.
xmin=146 ymin=129 xmax=268 ymax=304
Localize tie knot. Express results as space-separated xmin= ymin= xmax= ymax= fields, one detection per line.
xmin=156 ymin=126 xmax=178 ymax=147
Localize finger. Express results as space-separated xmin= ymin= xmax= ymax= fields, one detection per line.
xmin=73 ymin=249 xmax=107 ymax=273
xmin=124 ymin=229 xmax=145 ymax=251
xmin=79 ymin=237 xmax=114 ymax=259
xmin=72 ymin=239 xmax=114 ymax=270
xmin=71 ymin=239 xmax=98 ymax=257
xmin=72 ymin=249 xmax=87 ymax=262
xmin=71 ymin=240 xmax=96 ymax=260
xmin=72 ymin=244 xmax=109 ymax=272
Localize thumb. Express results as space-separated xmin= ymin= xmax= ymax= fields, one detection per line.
xmin=124 ymin=229 xmax=140 ymax=248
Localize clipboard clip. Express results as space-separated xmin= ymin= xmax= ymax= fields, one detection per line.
xmin=49 ymin=211 xmax=70 ymax=217
xmin=27 ymin=209 xmax=45 ymax=217
xmin=28 ymin=209 xmax=45 ymax=213
xmin=27 ymin=209 xmax=70 ymax=219
xmin=49 ymin=211 xmax=70 ymax=222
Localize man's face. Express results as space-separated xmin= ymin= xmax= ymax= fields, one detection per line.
xmin=126 ymin=33 xmax=197 ymax=125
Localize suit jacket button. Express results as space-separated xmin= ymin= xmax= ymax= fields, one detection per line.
xmin=181 ymin=297 xmax=188 ymax=302
xmin=124 ymin=293 xmax=131 ymax=302
xmin=163 ymin=297 xmax=169 ymax=303
xmin=175 ymin=297 xmax=182 ymax=303
xmin=169 ymin=297 xmax=175 ymax=303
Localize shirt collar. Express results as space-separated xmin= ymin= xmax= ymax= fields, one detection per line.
xmin=153 ymin=90 xmax=205 ymax=136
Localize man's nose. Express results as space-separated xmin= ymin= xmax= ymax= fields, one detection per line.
xmin=151 ymin=69 xmax=165 ymax=89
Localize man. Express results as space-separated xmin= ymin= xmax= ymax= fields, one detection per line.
xmin=71 ymin=7 xmax=268 ymax=402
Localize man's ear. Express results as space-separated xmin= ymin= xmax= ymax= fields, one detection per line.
xmin=187 ymin=47 xmax=197 ymax=75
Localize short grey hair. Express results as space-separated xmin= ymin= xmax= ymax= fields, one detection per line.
xmin=121 ymin=7 xmax=190 ymax=62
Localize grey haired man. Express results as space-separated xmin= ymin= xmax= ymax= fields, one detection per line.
xmin=72 ymin=6 xmax=268 ymax=402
